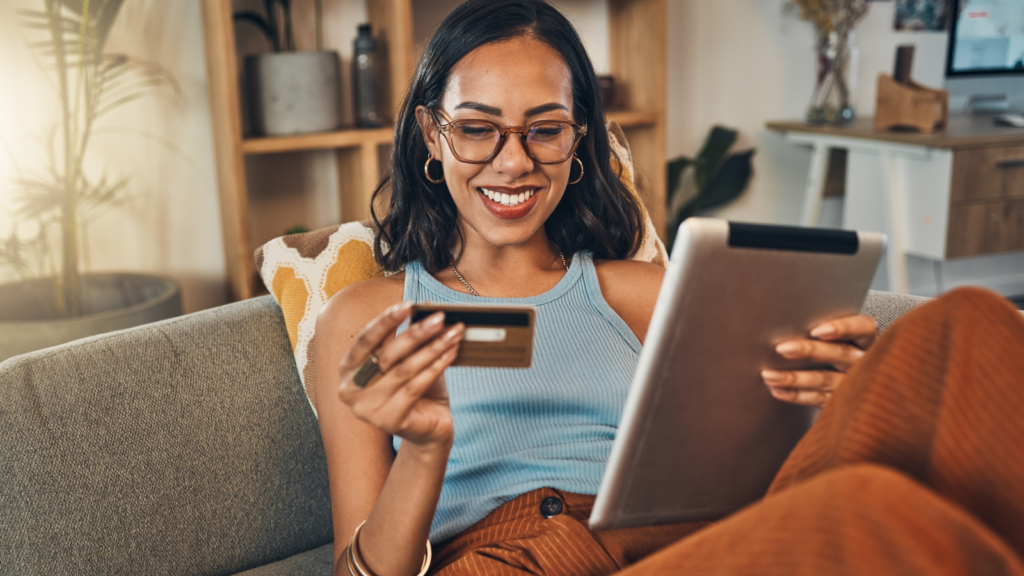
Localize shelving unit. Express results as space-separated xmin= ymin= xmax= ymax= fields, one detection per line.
xmin=201 ymin=0 xmax=666 ymax=301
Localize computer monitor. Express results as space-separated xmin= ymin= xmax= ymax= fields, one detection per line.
xmin=945 ymin=0 xmax=1024 ymax=111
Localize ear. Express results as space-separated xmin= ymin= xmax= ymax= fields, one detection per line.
xmin=415 ymin=106 xmax=443 ymax=159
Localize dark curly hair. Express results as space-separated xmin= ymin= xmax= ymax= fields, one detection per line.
xmin=371 ymin=0 xmax=645 ymax=273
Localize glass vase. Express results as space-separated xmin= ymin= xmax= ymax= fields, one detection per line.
xmin=807 ymin=31 xmax=856 ymax=125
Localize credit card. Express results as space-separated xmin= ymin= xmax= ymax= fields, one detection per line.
xmin=410 ymin=304 xmax=536 ymax=368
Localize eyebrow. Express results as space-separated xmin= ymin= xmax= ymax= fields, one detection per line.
xmin=452 ymin=102 xmax=570 ymax=117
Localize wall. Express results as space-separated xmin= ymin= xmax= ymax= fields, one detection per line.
xmin=668 ymin=0 xmax=1024 ymax=297
xmin=0 ymin=0 xmax=226 ymax=313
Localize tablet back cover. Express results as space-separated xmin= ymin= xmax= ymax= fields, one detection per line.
xmin=590 ymin=218 xmax=884 ymax=530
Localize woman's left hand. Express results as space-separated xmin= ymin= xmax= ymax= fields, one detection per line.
xmin=761 ymin=314 xmax=878 ymax=407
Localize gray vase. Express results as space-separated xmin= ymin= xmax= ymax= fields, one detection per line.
xmin=0 ymin=273 xmax=183 ymax=363
xmin=245 ymin=51 xmax=342 ymax=136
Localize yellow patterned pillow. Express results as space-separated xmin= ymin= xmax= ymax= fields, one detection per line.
xmin=256 ymin=121 xmax=667 ymax=415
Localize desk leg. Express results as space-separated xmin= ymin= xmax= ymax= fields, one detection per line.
xmin=801 ymin=142 xmax=830 ymax=227
xmin=879 ymin=151 xmax=909 ymax=294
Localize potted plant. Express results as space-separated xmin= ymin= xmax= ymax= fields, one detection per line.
xmin=666 ymin=126 xmax=755 ymax=247
xmin=0 ymin=0 xmax=184 ymax=362
xmin=236 ymin=0 xmax=342 ymax=136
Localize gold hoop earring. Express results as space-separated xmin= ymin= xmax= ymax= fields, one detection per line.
xmin=424 ymin=153 xmax=445 ymax=184
xmin=568 ymin=154 xmax=584 ymax=185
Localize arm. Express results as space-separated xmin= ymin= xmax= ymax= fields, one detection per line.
xmin=314 ymin=277 xmax=464 ymax=576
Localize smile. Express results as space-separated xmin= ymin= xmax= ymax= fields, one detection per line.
xmin=480 ymin=188 xmax=536 ymax=206
xmin=476 ymin=186 xmax=541 ymax=220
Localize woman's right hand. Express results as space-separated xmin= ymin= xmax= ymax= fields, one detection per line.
xmin=336 ymin=302 xmax=464 ymax=450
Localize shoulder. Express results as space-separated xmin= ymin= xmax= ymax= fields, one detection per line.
xmin=317 ymin=273 xmax=406 ymax=341
xmin=593 ymin=259 xmax=665 ymax=288
xmin=592 ymin=259 xmax=665 ymax=345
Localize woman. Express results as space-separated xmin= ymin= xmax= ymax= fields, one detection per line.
xmin=314 ymin=1 xmax=1024 ymax=575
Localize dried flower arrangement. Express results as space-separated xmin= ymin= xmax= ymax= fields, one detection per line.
xmin=788 ymin=0 xmax=870 ymax=35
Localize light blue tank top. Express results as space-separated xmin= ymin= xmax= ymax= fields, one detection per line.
xmin=397 ymin=252 xmax=641 ymax=543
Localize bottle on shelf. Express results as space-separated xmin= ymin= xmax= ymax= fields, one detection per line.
xmin=353 ymin=23 xmax=383 ymax=128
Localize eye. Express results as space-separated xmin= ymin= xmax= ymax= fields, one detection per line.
xmin=454 ymin=123 xmax=498 ymax=140
xmin=529 ymin=123 xmax=567 ymax=141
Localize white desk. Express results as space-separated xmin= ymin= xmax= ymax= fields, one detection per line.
xmin=769 ymin=116 xmax=1024 ymax=293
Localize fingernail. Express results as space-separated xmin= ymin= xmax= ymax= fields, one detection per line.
xmin=761 ymin=369 xmax=784 ymax=383
xmin=775 ymin=342 xmax=802 ymax=357
xmin=426 ymin=311 xmax=445 ymax=327
xmin=444 ymin=324 xmax=463 ymax=340
xmin=810 ymin=324 xmax=836 ymax=339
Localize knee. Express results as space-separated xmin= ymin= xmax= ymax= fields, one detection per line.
xmin=891 ymin=286 xmax=1020 ymax=338
xmin=930 ymin=286 xmax=1018 ymax=318
xmin=772 ymin=463 xmax=920 ymax=505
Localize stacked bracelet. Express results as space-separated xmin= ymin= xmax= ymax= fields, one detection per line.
xmin=345 ymin=520 xmax=432 ymax=576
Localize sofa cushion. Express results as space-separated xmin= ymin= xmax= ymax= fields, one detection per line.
xmin=255 ymin=121 xmax=668 ymax=415
xmin=233 ymin=543 xmax=333 ymax=576
xmin=0 ymin=296 xmax=333 ymax=576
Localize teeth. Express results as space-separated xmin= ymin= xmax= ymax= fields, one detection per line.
xmin=480 ymin=188 xmax=534 ymax=206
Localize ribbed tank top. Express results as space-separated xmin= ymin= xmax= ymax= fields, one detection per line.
xmin=398 ymin=252 xmax=641 ymax=543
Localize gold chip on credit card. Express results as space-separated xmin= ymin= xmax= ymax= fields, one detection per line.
xmin=410 ymin=304 xmax=536 ymax=368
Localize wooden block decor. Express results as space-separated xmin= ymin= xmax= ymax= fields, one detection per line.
xmin=874 ymin=73 xmax=949 ymax=134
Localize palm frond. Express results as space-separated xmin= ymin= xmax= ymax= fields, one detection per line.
xmin=11 ymin=176 xmax=63 ymax=219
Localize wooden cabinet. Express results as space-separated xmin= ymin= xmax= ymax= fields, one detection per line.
xmin=949 ymin=145 xmax=1024 ymax=258
xmin=947 ymin=198 xmax=1024 ymax=258
xmin=201 ymin=0 xmax=667 ymax=301
xmin=951 ymin=145 xmax=1024 ymax=203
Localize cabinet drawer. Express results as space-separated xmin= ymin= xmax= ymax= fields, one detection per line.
xmin=952 ymin=146 xmax=1024 ymax=202
xmin=946 ymin=199 xmax=1024 ymax=258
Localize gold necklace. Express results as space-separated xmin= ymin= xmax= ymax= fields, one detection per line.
xmin=450 ymin=251 xmax=568 ymax=297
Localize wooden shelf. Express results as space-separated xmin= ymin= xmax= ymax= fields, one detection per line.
xmin=202 ymin=0 xmax=667 ymax=301
xmin=242 ymin=127 xmax=395 ymax=154
xmin=606 ymin=110 xmax=658 ymax=129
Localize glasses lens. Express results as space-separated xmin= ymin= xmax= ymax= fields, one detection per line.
xmin=526 ymin=123 xmax=575 ymax=163
xmin=450 ymin=122 xmax=501 ymax=161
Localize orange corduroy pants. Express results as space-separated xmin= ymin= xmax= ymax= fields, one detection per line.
xmin=430 ymin=287 xmax=1024 ymax=575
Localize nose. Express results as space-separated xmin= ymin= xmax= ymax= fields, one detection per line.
xmin=491 ymin=131 xmax=534 ymax=178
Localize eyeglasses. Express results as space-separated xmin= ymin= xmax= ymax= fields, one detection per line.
xmin=429 ymin=109 xmax=587 ymax=164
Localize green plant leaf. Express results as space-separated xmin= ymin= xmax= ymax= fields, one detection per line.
xmin=667 ymin=156 xmax=692 ymax=205
xmin=57 ymin=0 xmax=124 ymax=52
xmin=693 ymin=126 xmax=738 ymax=190
xmin=678 ymin=149 xmax=755 ymax=221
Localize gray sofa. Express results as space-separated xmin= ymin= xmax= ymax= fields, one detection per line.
xmin=0 ymin=291 xmax=929 ymax=575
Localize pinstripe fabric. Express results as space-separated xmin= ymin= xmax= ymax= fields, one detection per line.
xmin=401 ymin=253 xmax=642 ymax=543
xmin=433 ymin=288 xmax=1024 ymax=575
xmin=430 ymin=489 xmax=708 ymax=575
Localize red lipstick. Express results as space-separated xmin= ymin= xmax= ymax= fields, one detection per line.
xmin=478 ymin=187 xmax=540 ymax=220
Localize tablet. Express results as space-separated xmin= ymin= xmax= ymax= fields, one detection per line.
xmin=589 ymin=218 xmax=885 ymax=531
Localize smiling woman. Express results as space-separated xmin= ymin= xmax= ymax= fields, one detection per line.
xmin=310 ymin=2 xmax=896 ymax=576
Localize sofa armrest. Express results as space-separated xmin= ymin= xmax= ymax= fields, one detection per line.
xmin=0 ymin=296 xmax=332 ymax=576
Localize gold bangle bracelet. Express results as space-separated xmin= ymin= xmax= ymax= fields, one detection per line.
xmin=347 ymin=520 xmax=433 ymax=576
